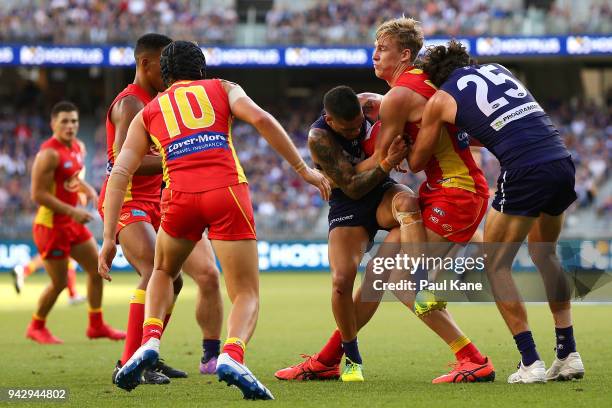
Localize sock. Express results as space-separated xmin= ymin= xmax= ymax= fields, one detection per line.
xmin=555 ymin=326 xmax=576 ymax=359
xmin=25 ymin=260 xmax=39 ymax=277
xmin=222 ymin=337 xmax=246 ymax=364
xmin=162 ymin=302 xmax=175 ymax=334
xmin=142 ymin=317 xmax=164 ymax=345
xmin=66 ymin=266 xmax=77 ymax=298
xmin=88 ymin=308 xmax=104 ymax=328
xmin=31 ymin=314 xmax=45 ymax=330
xmin=451 ymin=335 xmax=486 ymax=364
xmin=341 ymin=338 xmax=362 ymax=364
xmin=318 ymin=329 xmax=343 ymax=366
xmin=514 ymin=331 xmax=540 ymax=366
xmin=121 ymin=289 xmax=146 ymax=366
xmin=202 ymin=339 xmax=221 ymax=363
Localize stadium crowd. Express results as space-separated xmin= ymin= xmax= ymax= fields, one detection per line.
xmin=0 ymin=0 xmax=610 ymax=45
xmin=0 ymin=0 xmax=238 ymax=45
xmin=1 ymin=95 xmax=609 ymax=239
xmin=266 ymin=0 xmax=611 ymax=45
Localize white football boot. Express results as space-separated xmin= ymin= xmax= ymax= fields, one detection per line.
xmin=546 ymin=352 xmax=584 ymax=381
xmin=507 ymin=360 xmax=546 ymax=384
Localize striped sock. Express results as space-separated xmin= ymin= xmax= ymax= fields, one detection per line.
xmin=142 ymin=317 xmax=164 ymax=345
xmin=451 ymin=335 xmax=486 ymax=364
xmin=222 ymin=337 xmax=246 ymax=364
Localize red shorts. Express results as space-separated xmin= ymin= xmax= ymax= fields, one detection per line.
xmin=160 ymin=183 xmax=256 ymax=242
xmin=33 ymin=222 xmax=92 ymax=260
xmin=419 ymin=184 xmax=488 ymax=243
xmin=98 ymin=200 xmax=161 ymax=235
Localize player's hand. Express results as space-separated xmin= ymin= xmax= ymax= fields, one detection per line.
xmin=98 ymin=239 xmax=116 ymax=282
xmin=299 ymin=166 xmax=331 ymax=201
xmin=69 ymin=207 xmax=93 ymax=224
xmin=84 ymin=185 xmax=98 ymax=208
xmin=386 ymin=136 xmax=409 ymax=167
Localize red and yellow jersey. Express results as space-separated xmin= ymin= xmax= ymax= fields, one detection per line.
xmin=100 ymin=84 xmax=161 ymax=207
xmin=34 ymin=137 xmax=84 ymax=228
xmin=395 ymin=67 xmax=488 ymax=197
xmin=142 ymin=79 xmax=247 ymax=193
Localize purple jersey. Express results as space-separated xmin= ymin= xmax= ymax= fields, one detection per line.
xmin=441 ymin=63 xmax=569 ymax=169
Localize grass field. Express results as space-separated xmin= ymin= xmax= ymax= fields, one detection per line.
xmin=1 ymin=272 xmax=610 ymax=408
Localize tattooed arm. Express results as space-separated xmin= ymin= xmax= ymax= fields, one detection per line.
xmin=308 ymin=127 xmax=407 ymax=200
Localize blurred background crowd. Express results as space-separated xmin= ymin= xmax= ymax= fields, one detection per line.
xmin=0 ymin=0 xmax=610 ymax=46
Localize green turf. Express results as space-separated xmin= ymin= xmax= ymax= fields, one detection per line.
xmin=1 ymin=272 xmax=610 ymax=407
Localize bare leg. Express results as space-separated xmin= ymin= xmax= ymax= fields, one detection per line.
xmin=70 ymin=237 xmax=102 ymax=309
xmin=527 ymin=213 xmax=571 ymax=327
xmin=483 ymin=208 xmax=535 ymax=335
xmin=35 ymin=258 xmax=69 ymax=318
xmin=183 ymin=236 xmax=223 ymax=341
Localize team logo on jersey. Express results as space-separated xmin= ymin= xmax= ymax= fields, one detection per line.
xmin=456 ymin=131 xmax=470 ymax=150
xmin=120 ymin=213 xmax=130 ymax=221
xmin=166 ymin=131 xmax=229 ymax=161
xmin=442 ymin=224 xmax=453 ymax=232
xmin=432 ymin=207 xmax=445 ymax=217
xmin=429 ymin=216 xmax=439 ymax=224
xmin=64 ymin=174 xmax=81 ymax=192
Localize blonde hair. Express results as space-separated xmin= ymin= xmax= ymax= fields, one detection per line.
xmin=375 ymin=17 xmax=424 ymax=63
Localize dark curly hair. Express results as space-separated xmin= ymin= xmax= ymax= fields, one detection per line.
xmin=160 ymin=41 xmax=206 ymax=88
xmin=422 ymin=40 xmax=475 ymax=88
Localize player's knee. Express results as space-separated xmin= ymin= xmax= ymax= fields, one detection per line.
xmin=195 ymin=273 xmax=221 ymax=297
xmin=392 ymin=191 xmax=421 ymax=226
xmin=51 ymin=276 xmax=68 ymax=292
xmin=332 ymin=269 xmax=356 ymax=295
xmin=527 ymin=243 xmax=555 ymax=266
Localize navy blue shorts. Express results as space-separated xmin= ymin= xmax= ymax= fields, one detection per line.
xmin=328 ymin=179 xmax=396 ymax=241
xmin=492 ymin=157 xmax=576 ymax=217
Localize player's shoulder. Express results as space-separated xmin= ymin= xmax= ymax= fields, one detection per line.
xmin=35 ymin=140 xmax=60 ymax=164
xmin=113 ymin=94 xmax=145 ymax=116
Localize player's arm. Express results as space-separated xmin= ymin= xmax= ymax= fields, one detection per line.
xmin=354 ymin=87 xmax=419 ymax=172
xmin=308 ymin=128 xmax=406 ymax=200
xmin=220 ymin=80 xmax=331 ymax=201
xmin=99 ymin=111 xmax=150 ymax=281
xmin=357 ymin=92 xmax=383 ymax=122
xmin=111 ymin=96 xmax=161 ymax=175
xmin=31 ymin=148 xmax=92 ymax=224
xmin=409 ymin=90 xmax=457 ymax=172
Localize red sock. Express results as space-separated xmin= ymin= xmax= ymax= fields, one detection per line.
xmin=31 ymin=315 xmax=45 ymax=330
xmin=142 ymin=318 xmax=164 ymax=345
xmin=121 ymin=294 xmax=145 ymax=365
xmin=88 ymin=309 xmax=104 ymax=328
xmin=222 ymin=338 xmax=245 ymax=364
xmin=317 ymin=329 xmax=343 ymax=366
xmin=24 ymin=265 xmax=33 ymax=277
xmin=456 ymin=342 xmax=486 ymax=365
xmin=162 ymin=312 xmax=172 ymax=334
xmin=66 ymin=266 xmax=77 ymax=298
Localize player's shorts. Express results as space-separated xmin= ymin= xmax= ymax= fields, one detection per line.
xmin=328 ymin=178 xmax=396 ymax=241
xmin=33 ymin=222 xmax=92 ymax=260
xmin=492 ymin=157 xmax=576 ymax=217
xmin=160 ymin=183 xmax=256 ymax=242
xmin=98 ymin=200 xmax=161 ymax=236
xmin=419 ymin=184 xmax=488 ymax=243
